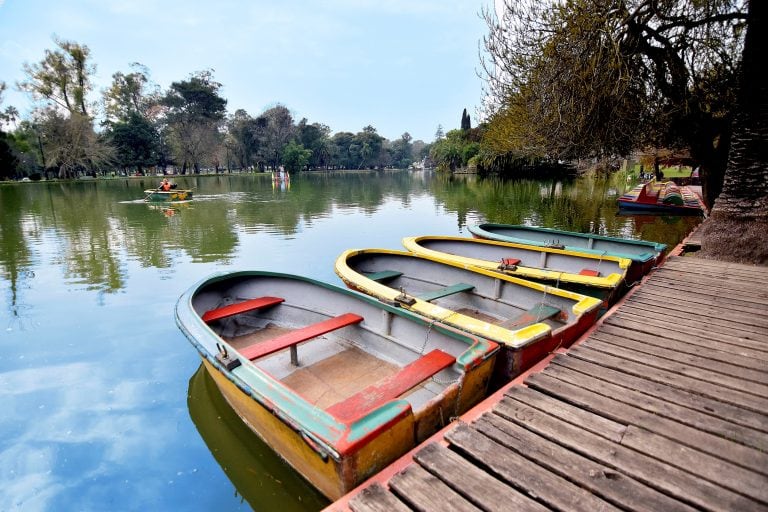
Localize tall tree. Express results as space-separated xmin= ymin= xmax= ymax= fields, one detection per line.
xmin=162 ymin=70 xmax=227 ymax=173
xmin=700 ymin=1 xmax=768 ymax=263
xmin=461 ymin=108 xmax=471 ymax=131
xmin=103 ymin=63 xmax=160 ymax=123
xmin=481 ymin=0 xmax=747 ymax=204
xmin=19 ymin=37 xmax=95 ymax=116
xmin=260 ymin=104 xmax=295 ymax=169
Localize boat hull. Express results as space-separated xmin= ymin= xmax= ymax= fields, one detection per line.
xmin=402 ymin=235 xmax=632 ymax=304
xmin=176 ymin=271 xmax=498 ymax=499
xmin=144 ymin=189 xmax=193 ymax=202
xmin=335 ymin=248 xmax=602 ymax=386
xmin=617 ymin=179 xmax=705 ymax=215
xmin=468 ymin=223 xmax=666 ymax=285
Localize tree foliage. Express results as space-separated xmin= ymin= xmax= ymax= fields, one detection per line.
xmin=481 ymin=0 xmax=747 ymax=202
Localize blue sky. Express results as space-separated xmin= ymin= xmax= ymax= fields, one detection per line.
xmin=0 ymin=0 xmax=490 ymax=142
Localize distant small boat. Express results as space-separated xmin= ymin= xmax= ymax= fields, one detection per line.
xmin=402 ymin=235 xmax=631 ymax=304
xmin=335 ymin=248 xmax=602 ymax=384
xmin=617 ymin=179 xmax=705 ymax=215
xmin=143 ymin=189 xmax=193 ymax=202
xmin=468 ymin=223 xmax=666 ymax=284
xmin=175 ymin=271 xmax=498 ymax=499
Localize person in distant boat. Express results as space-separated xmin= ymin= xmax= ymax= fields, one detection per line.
xmin=159 ymin=178 xmax=172 ymax=191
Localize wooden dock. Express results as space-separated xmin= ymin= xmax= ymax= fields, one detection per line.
xmin=327 ymin=255 xmax=768 ymax=512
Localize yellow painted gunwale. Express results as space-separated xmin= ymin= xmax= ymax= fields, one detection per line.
xmin=334 ymin=248 xmax=602 ymax=349
xmin=402 ymin=236 xmax=631 ymax=289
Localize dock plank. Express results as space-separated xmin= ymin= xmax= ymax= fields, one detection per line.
xmin=524 ymin=373 xmax=768 ymax=474
xmin=497 ymin=390 xmax=765 ymax=512
xmin=387 ymin=464 xmax=482 ymax=512
xmin=473 ymin=414 xmax=698 ymax=512
xmin=413 ymin=442 xmax=550 ymax=512
xmin=348 ymin=484 xmax=411 ymax=512
xmin=631 ymin=286 xmax=768 ymax=318
xmin=549 ymin=354 xmax=768 ymax=434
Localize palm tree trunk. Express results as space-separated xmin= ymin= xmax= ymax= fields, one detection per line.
xmin=699 ymin=0 xmax=768 ymax=264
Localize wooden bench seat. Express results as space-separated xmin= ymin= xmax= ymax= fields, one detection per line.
xmin=325 ymin=349 xmax=456 ymax=421
xmin=364 ymin=270 xmax=403 ymax=282
xmin=499 ymin=303 xmax=562 ymax=330
xmin=202 ymin=296 xmax=284 ymax=323
xmin=239 ymin=313 xmax=364 ymax=361
xmin=418 ymin=283 xmax=475 ymax=302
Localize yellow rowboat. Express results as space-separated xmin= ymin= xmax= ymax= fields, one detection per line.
xmin=335 ymin=249 xmax=602 ymax=385
xmin=175 ymin=271 xmax=498 ymax=500
xmin=402 ymin=235 xmax=633 ymax=304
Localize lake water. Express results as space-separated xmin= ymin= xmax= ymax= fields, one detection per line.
xmin=0 ymin=170 xmax=699 ymax=511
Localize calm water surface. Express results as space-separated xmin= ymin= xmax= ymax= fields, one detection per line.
xmin=0 ymin=171 xmax=699 ymax=511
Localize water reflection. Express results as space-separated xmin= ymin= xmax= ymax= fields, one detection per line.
xmin=187 ymin=365 xmax=329 ymax=511
xmin=0 ymin=170 xmax=700 ymax=511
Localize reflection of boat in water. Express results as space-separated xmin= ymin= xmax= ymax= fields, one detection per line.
xmin=143 ymin=189 xmax=194 ymax=202
xmin=187 ymin=364 xmax=329 ymax=511
xmin=617 ymin=179 xmax=705 ymax=215
xmin=176 ymin=271 xmax=497 ymax=499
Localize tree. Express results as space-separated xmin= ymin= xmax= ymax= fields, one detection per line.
xmin=162 ymin=70 xmax=227 ymax=173
xmin=699 ymin=1 xmax=768 ymax=263
xmin=106 ymin=112 xmax=159 ymax=174
xmin=461 ymin=108 xmax=471 ymax=131
xmin=0 ymin=131 xmax=19 ymax=180
xmin=434 ymin=124 xmax=445 ymax=141
xmin=481 ymin=0 xmax=747 ymax=204
xmin=297 ymin=119 xmax=331 ymax=169
xmin=260 ymin=104 xmax=295 ymax=170
xmin=390 ymin=132 xmax=413 ymax=168
xmin=103 ymin=63 xmax=160 ymax=123
xmin=19 ymin=37 xmax=94 ymax=116
xmin=281 ymin=140 xmax=311 ymax=173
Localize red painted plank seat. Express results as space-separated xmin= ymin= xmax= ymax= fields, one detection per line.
xmin=498 ymin=257 xmax=521 ymax=270
xmin=578 ymin=269 xmax=601 ymax=277
xmin=239 ymin=313 xmax=364 ymax=361
xmin=202 ymin=296 xmax=285 ymax=323
xmin=325 ymin=348 xmax=456 ymax=421
xmin=500 ymin=303 xmax=562 ymax=329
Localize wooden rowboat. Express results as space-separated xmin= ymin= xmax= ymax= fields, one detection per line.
xmin=335 ymin=249 xmax=602 ymax=385
xmin=468 ymin=223 xmax=666 ymax=285
xmin=175 ymin=271 xmax=498 ymax=499
xmin=143 ymin=189 xmax=193 ymax=202
xmin=402 ymin=235 xmax=632 ymax=304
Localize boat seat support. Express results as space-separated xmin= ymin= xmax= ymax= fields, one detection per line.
xmin=239 ymin=313 xmax=364 ymax=362
xmin=202 ymin=296 xmax=285 ymax=323
xmin=364 ymin=270 xmax=403 ymax=282
xmin=325 ymin=349 xmax=456 ymax=421
xmin=418 ymin=283 xmax=475 ymax=302
xmin=500 ymin=304 xmax=562 ymax=329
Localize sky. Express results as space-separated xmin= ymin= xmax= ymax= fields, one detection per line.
xmin=0 ymin=0 xmax=491 ymax=142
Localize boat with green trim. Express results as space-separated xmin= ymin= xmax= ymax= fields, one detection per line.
xmin=468 ymin=223 xmax=666 ymax=285
xmin=175 ymin=270 xmax=498 ymax=500
xmin=143 ymin=189 xmax=193 ymax=202
xmin=402 ymin=235 xmax=632 ymax=305
xmin=335 ymin=248 xmax=602 ymax=386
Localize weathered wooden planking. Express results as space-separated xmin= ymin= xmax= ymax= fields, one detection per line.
xmin=618 ymin=302 xmax=768 ymax=339
xmin=473 ymin=414 xmax=698 ymax=512
xmin=619 ymin=426 xmax=768 ymax=505
xmin=549 ymin=354 xmax=768 ymax=434
xmin=661 ymin=257 xmax=768 ymax=280
xmin=626 ymin=294 xmax=768 ymax=329
xmin=631 ymin=286 xmax=768 ymax=318
xmin=496 ymin=390 xmax=765 ymax=512
xmin=596 ymin=323 xmax=768 ymax=371
xmin=585 ymin=337 xmax=768 ymax=393
xmin=348 ymin=483 xmax=411 ymax=512
xmin=611 ymin=305 xmax=768 ymax=345
xmin=525 ymin=372 xmax=768 ymax=474
xmin=607 ymin=313 xmax=768 ymax=355
xmin=541 ymin=362 xmax=768 ymax=452
xmin=604 ymin=314 xmax=768 ymax=360
xmin=413 ymin=442 xmax=550 ymax=512
xmin=444 ymin=423 xmax=621 ymax=512
xmin=568 ymin=344 xmax=768 ymax=412
xmin=387 ymin=464 xmax=482 ymax=512
xmin=646 ymin=276 xmax=768 ymax=304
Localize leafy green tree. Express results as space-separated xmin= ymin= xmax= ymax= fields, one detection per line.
xmin=460 ymin=108 xmax=471 ymax=131
xmin=260 ymin=104 xmax=295 ymax=170
xmin=390 ymin=132 xmax=413 ymax=168
xmin=103 ymin=63 xmax=160 ymax=123
xmin=297 ymin=119 xmax=331 ymax=169
xmin=481 ymin=0 xmax=747 ymax=203
xmin=281 ymin=140 xmax=311 ymax=173
xmin=0 ymin=131 xmax=20 ymax=179
xmin=106 ymin=112 xmax=159 ymax=174
xmin=355 ymin=125 xmax=383 ymax=169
